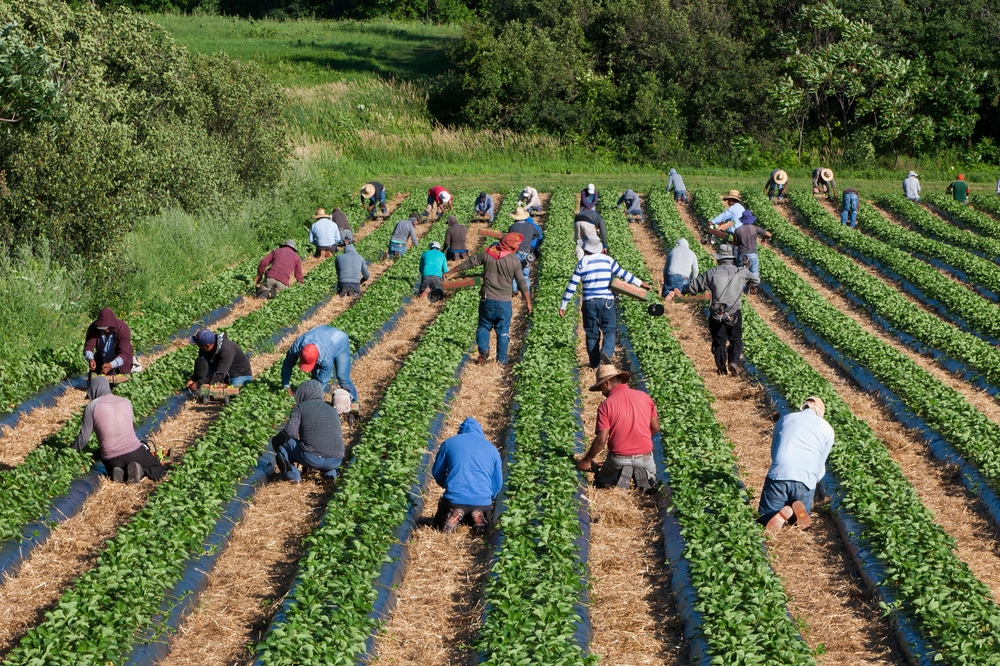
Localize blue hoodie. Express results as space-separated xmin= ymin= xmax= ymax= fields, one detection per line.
xmin=432 ymin=417 xmax=503 ymax=506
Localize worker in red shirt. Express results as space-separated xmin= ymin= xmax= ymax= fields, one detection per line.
xmin=576 ymin=362 xmax=660 ymax=491
xmin=426 ymin=185 xmax=453 ymax=220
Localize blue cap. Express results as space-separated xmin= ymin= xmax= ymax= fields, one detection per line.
xmin=739 ymin=210 xmax=757 ymax=225
xmin=191 ymin=329 xmax=216 ymax=346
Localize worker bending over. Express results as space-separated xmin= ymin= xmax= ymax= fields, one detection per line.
xmin=432 ymin=417 xmax=502 ymax=534
xmin=335 ymin=242 xmax=369 ymax=296
xmin=561 ymin=235 xmax=646 ymax=368
xmin=186 ymin=328 xmax=252 ymax=391
xmin=710 ymin=190 xmax=746 ymax=233
xmin=446 ymin=232 xmax=533 ymax=365
xmin=903 ymin=171 xmax=921 ymax=202
xmin=519 ymin=186 xmax=542 ymax=214
xmin=575 ymin=209 xmax=608 ymax=259
xmin=667 ymin=168 xmax=687 ymax=202
xmin=361 ymin=182 xmax=388 ymax=216
xmin=272 ymin=380 xmax=344 ymax=483
xmin=474 ymin=191 xmax=495 ymax=221
xmin=731 ymin=211 xmax=770 ymax=279
xmin=426 ymin=185 xmax=453 ymax=219
xmin=419 ymin=241 xmax=448 ymax=298
xmin=443 ymin=215 xmax=468 ymax=261
xmin=84 ymin=308 xmax=136 ymax=377
xmin=508 ymin=207 xmax=539 ymax=294
xmin=281 ymin=325 xmax=357 ymax=403
xmin=759 ymin=396 xmax=834 ymax=533
xmin=74 ymin=377 xmax=164 ymax=483
xmin=617 ymin=189 xmax=643 ymax=222
xmin=841 ymin=187 xmax=860 ymax=227
xmin=663 ymin=237 xmax=699 ymax=296
xmin=577 ymin=363 xmax=660 ymax=491
xmin=256 ymin=240 xmax=303 ymax=299
xmin=388 ymin=212 xmax=420 ymax=258
xmin=666 ymin=243 xmax=759 ymax=375
xmin=309 ymin=208 xmax=341 ymax=259
xmin=812 ymin=168 xmax=837 ymax=200
xmin=580 ymin=183 xmax=599 ymax=211
xmin=765 ymin=169 xmax=788 ymax=203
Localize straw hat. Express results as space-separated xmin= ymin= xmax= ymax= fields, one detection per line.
xmin=821 ymin=168 xmax=834 ymax=182
xmin=313 ymin=208 xmax=330 ymax=219
xmin=589 ymin=363 xmax=630 ymax=391
xmin=722 ymin=189 xmax=742 ymax=203
xmin=773 ymin=170 xmax=788 ymax=185
xmin=509 ymin=207 xmax=530 ymax=221
xmin=360 ymin=184 xmax=376 ymax=198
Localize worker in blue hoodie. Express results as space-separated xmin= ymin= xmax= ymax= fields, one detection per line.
xmin=432 ymin=417 xmax=502 ymax=535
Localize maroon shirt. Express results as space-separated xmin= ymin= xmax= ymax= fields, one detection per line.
xmin=258 ymin=246 xmax=304 ymax=287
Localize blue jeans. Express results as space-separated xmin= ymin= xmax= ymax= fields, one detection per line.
xmin=841 ymin=192 xmax=859 ymax=227
xmin=388 ymin=241 xmax=406 ymax=257
xmin=663 ymin=274 xmax=689 ymax=296
xmin=318 ymin=345 xmax=357 ymax=401
xmin=512 ymin=251 xmax=531 ymax=293
xmin=737 ymin=252 xmax=759 ymax=278
xmin=526 ymin=205 xmax=542 ymax=214
xmin=673 ymin=190 xmax=687 ymax=202
xmin=275 ymin=438 xmax=342 ymax=482
xmin=231 ymin=375 xmax=252 ymax=387
xmin=758 ymin=478 xmax=814 ymax=523
xmin=582 ymin=298 xmax=617 ymax=368
xmin=477 ymin=299 xmax=512 ymax=363
xmin=369 ymin=190 xmax=387 ymax=212
xmin=768 ymin=185 xmax=785 ymax=201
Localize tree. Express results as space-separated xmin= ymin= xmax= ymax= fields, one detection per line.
xmin=0 ymin=22 xmax=61 ymax=128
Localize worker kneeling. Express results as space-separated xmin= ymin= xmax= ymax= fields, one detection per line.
xmin=74 ymin=377 xmax=164 ymax=483
xmin=432 ymin=417 xmax=502 ymax=535
xmin=272 ymin=380 xmax=344 ymax=483
xmin=186 ymin=328 xmax=252 ymax=391
xmin=759 ymin=397 xmax=835 ymax=534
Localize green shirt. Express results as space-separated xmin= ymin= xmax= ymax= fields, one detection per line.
xmin=949 ymin=180 xmax=969 ymax=202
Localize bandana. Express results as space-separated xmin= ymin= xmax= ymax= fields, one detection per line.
xmin=487 ymin=232 xmax=523 ymax=259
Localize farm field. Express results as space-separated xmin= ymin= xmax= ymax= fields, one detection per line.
xmin=5 ymin=10 xmax=1000 ymax=666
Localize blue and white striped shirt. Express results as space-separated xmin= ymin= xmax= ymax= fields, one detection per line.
xmin=562 ymin=254 xmax=641 ymax=307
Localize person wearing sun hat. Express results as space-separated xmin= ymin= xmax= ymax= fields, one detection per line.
xmin=710 ymin=190 xmax=747 ymax=232
xmin=574 ymin=208 xmax=608 ymax=259
xmin=281 ymin=324 xmax=357 ymax=403
xmin=186 ymin=328 xmax=252 ymax=391
xmin=903 ymin=171 xmax=921 ymax=202
xmin=360 ymin=181 xmax=387 ymax=216
xmin=765 ymin=169 xmax=788 ymax=203
xmin=580 ymin=183 xmax=599 ymax=211
xmin=759 ymin=396 xmax=835 ymax=534
xmin=309 ymin=208 xmax=341 ymax=259
xmin=947 ymin=173 xmax=971 ymax=204
xmin=811 ymin=167 xmax=837 ymax=200
xmin=576 ymin=362 xmax=660 ymax=491
xmin=519 ymin=186 xmax=542 ymax=214
xmin=256 ymin=239 xmax=303 ymax=299
xmin=731 ymin=210 xmax=771 ymax=278
xmin=508 ymin=207 xmax=540 ymax=293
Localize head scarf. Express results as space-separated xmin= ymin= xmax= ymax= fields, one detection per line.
xmin=487 ymin=232 xmax=523 ymax=259
xmin=958 ymin=174 xmax=965 ymax=181
xmin=86 ymin=376 xmax=111 ymax=400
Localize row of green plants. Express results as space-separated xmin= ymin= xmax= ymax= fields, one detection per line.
xmin=786 ymin=191 xmax=1000 ymax=341
xmin=2 ymin=196 xmax=440 ymax=666
xmin=617 ymin=190 xmax=814 ymax=663
xmin=254 ymin=191 xmax=483 ymax=664
xmin=740 ymin=190 xmax=1000 ymax=390
xmin=474 ymin=188 xmax=593 ymax=665
xmin=927 ymin=194 xmax=1000 ymax=241
xmin=876 ymin=195 xmax=1000 ymax=260
xmin=973 ymin=194 xmax=1000 ymax=222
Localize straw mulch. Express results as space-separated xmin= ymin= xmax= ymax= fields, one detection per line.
xmin=163 ymin=297 xmax=445 ymax=666
xmin=0 ymin=387 xmax=88 ymax=467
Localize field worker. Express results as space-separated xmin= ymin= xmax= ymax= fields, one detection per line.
xmin=309 ymin=208 xmax=341 ymax=259
xmin=519 ymin=186 xmax=543 ymax=214
xmin=996 ymin=175 xmax=1000 ymax=196
xmin=443 ymin=215 xmax=469 ymax=261
xmin=272 ymin=380 xmax=345 ymax=483
xmin=617 ymin=189 xmax=643 ymax=221
xmin=281 ymin=324 xmax=357 ymax=402
xmin=426 ymin=185 xmax=453 ymax=219
xmin=84 ymin=307 xmax=135 ymax=377
xmin=561 ymin=235 xmax=646 ymax=368
xmin=474 ymin=191 xmax=495 ymax=222
xmin=665 ymin=243 xmax=760 ymax=375
xmin=256 ymin=239 xmax=303 ymax=299
xmin=575 ymin=209 xmax=608 ymax=259
xmin=74 ymin=377 xmax=164 ymax=483
xmin=186 ymin=328 xmax=252 ymax=391
xmin=841 ymin=187 xmax=860 ymax=227
xmin=388 ymin=211 xmax=420 ymax=258
xmin=445 ymin=232 xmax=533 ymax=365
xmin=360 ymin=181 xmax=387 ymax=216
xmin=419 ymin=241 xmax=448 ymax=298
xmin=576 ymin=363 xmax=660 ymax=492
xmin=508 ymin=207 xmax=539 ymax=293
xmin=432 ymin=417 xmax=502 ymax=534
xmin=339 ymin=226 xmax=354 ymax=247
xmin=335 ymin=242 xmax=369 ymax=296
xmin=711 ymin=190 xmax=746 ymax=233
xmin=947 ymin=174 xmax=970 ymax=204
xmin=759 ymin=396 xmax=834 ymax=533
xmin=903 ymin=171 xmax=921 ymax=202
xmin=663 ymin=237 xmax=699 ymax=296
xmin=812 ymin=168 xmax=837 ymax=200
xmin=580 ymin=183 xmax=599 ymax=211
xmin=731 ymin=211 xmax=771 ymax=279
xmin=765 ymin=169 xmax=788 ymax=203
xmin=666 ymin=168 xmax=687 ymax=202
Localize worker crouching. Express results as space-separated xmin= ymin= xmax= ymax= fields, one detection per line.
xmin=432 ymin=417 xmax=502 ymax=534
xmin=186 ymin=328 xmax=252 ymax=391
xmin=272 ymin=380 xmax=344 ymax=483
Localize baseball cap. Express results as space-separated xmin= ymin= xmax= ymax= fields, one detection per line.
xmin=440 ymin=191 xmax=451 ymax=202
xmin=191 ymin=328 xmax=216 ymax=346
xmin=299 ymin=343 xmax=320 ymax=373
xmin=430 ymin=241 xmax=442 ymax=249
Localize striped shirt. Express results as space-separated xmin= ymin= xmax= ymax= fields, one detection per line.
xmin=562 ymin=254 xmax=640 ymax=306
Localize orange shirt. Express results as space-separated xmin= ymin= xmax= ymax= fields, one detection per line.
xmin=596 ymin=384 xmax=657 ymax=456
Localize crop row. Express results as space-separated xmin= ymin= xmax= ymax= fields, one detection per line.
xmin=254 ymin=190 xmax=482 ymax=664
xmin=740 ymin=189 xmax=1000 ymax=393
xmin=626 ymin=190 xmax=814 ymax=663
xmin=474 ymin=188 xmax=593 ymax=665
xmin=876 ymin=195 xmax=1000 ymax=262
xmin=973 ymin=194 xmax=1000 ymax=222
xmin=3 ymin=197 xmax=442 ymax=666
xmin=926 ymin=193 xmax=1000 ymax=241
xmin=786 ymin=192 xmax=1000 ymax=341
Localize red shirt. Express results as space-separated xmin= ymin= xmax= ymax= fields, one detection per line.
xmin=428 ymin=185 xmax=449 ymax=202
xmin=596 ymin=384 xmax=656 ymax=456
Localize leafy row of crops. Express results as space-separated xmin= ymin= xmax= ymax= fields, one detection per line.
xmin=973 ymin=194 xmax=1000 ymax=222
xmin=254 ymin=190 xmax=483 ymax=664
xmin=785 ymin=192 xmax=1000 ymax=342
xmin=671 ymin=189 xmax=1000 ymax=663
xmin=474 ymin=188 xmax=593 ymax=665
xmin=3 ymin=199 xmax=437 ymax=666
xmin=927 ymin=194 xmax=1000 ymax=241
xmin=876 ymin=195 xmax=1000 ymax=261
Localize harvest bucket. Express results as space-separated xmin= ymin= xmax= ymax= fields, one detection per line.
xmin=610 ymin=278 xmax=650 ymax=301
xmin=479 ymin=228 xmax=504 ymax=239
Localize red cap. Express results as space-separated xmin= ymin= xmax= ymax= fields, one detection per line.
xmin=958 ymin=173 xmax=965 ymax=180
xmin=299 ymin=344 xmax=320 ymax=373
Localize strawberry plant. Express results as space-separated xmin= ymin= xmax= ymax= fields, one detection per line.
xmin=927 ymin=193 xmax=1000 ymax=241
xmin=877 ymin=195 xmax=1000 ymax=261
xmin=973 ymin=194 xmax=1000 ymax=222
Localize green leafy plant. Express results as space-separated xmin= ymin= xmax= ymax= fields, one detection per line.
xmin=927 ymin=194 xmax=1000 ymax=241
xmin=877 ymin=194 xmax=1000 ymax=261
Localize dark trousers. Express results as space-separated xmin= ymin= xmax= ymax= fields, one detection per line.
xmin=447 ymin=250 xmax=468 ymax=261
xmin=433 ymin=497 xmax=494 ymax=528
xmin=338 ymin=281 xmax=361 ymax=296
xmin=104 ymin=445 xmax=164 ymax=481
xmin=708 ymin=309 xmax=743 ymax=372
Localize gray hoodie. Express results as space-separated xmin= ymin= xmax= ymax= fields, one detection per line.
xmin=665 ymin=237 xmax=699 ymax=280
xmin=335 ymin=244 xmax=369 ymax=284
xmin=667 ymin=168 xmax=686 ymax=194
xmin=683 ymin=260 xmax=759 ymax=319
xmin=277 ymin=380 xmax=344 ymax=458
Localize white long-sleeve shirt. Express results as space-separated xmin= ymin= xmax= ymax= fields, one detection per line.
xmin=766 ymin=408 xmax=835 ymax=491
xmin=903 ymin=176 xmax=921 ymax=201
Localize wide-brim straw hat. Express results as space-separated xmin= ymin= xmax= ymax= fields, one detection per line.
xmin=509 ymin=207 xmax=530 ymax=221
xmin=589 ymin=364 xmax=630 ymax=391
xmin=360 ymin=184 xmax=376 ymax=198
xmin=313 ymin=208 xmax=330 ymax=219
xmin=774 ymin=170 xmax=788 ymax=185
xmin=821 ymin=168 xmax=834 ymax=182
xmin=722 ymin=189 xmax=742 ymax=203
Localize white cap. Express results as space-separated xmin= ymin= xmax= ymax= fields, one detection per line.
xmin=440 ymin=191 xmax=451 ymax=203
xmin=521 ymin=188 xmax=530 ymax=197
xmin=430 ymin=241 xmax=442 ymax=249
xmin=587 ymin=184 xmax=595 ymax=194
